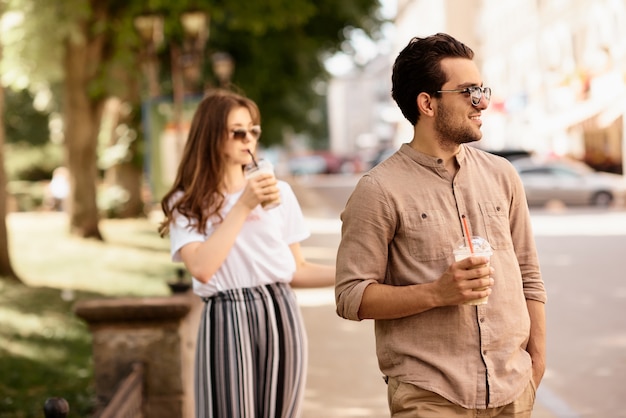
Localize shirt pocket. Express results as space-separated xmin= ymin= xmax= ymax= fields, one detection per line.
xmin=402 ymin=210 xmax=449 ymax=261
xmin=478 ymin=200 xmax=513 ymax=250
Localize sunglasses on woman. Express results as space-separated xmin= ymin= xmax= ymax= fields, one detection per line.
xmin=230 ymin=126 xmax=262 ymax=141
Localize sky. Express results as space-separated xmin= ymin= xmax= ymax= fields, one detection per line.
xmin=324 ymin=0 xmax=397 ymax=76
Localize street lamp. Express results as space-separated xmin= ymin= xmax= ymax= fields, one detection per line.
xmin=134 ymin=10 xmax=211 ymax=200
xmin=134 ymin=10 xmax=210 ymax=97
xmin=134 ymin=13 xmax=164 ymax=98
xmin=133 ymin=13 xmax=164 ymax=47
xmin=180 ymin=10 xmax=209 ymax=42
xmin=211 ymin=52 xmax=235 ymax=88
xmin=178 ymin=10 xmax=209 ymax=94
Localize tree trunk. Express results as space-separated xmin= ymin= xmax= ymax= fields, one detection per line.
xmin=0 ymin=45 xmax=22 ymax=282
xmin=118 ymin=79 xmax=147 ymax=218
xmin=63 ymin=20 xmax=105 ymax=240
xmin=102 ymin=98 xmax=145 ymax=219
xmin=106 ymin=162 xmax=144 ymax=217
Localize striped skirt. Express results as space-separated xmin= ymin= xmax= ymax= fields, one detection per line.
xmin=195 ymin=282 xmax=307 ymax=418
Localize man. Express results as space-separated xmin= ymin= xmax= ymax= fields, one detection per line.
xmin=335 ymin=33 xmax=546 ymax=417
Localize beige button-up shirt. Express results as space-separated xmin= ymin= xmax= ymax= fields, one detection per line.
xmin=335 ymin=143 xmax=546 ymax=409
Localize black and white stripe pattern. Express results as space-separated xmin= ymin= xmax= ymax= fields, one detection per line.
xmin=195 ymin=282 xmax=307 ymax=417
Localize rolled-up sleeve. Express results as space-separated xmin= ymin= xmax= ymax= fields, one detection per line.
xmin=335 ymin=175 xmax=395 ymax=320
xmin=508 ymin=165 xmax=547 ymax=304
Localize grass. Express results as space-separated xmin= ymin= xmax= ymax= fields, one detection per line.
xmin=0 ymin=211 xmax=176 ymax=418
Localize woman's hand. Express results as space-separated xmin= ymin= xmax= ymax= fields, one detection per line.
xmin=239 ymin=173 xmax=280 ymax=209
xmin=289 ymin=242 xmax=336 ymax=288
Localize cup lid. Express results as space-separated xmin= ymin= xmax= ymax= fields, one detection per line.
xmin=454 ymin=235 xmax=492 ymax=254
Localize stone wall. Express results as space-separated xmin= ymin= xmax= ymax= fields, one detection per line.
xmin=74 ymin=292 xmax=203 ymax=418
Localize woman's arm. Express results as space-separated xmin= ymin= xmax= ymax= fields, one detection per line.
xmin=180 ymin=173 xmax=278 ymax=283
xmin=289 ymin=242 xmax=335 ymax=288
xmin=179 ymin=201 xmax=251 ymax=283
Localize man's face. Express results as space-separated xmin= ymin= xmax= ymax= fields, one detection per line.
xmin=433 ymin=58 xmax=489 ymax=149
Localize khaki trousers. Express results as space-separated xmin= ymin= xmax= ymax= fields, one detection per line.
xmin=387 ymin=378 xmax=536 ymax=418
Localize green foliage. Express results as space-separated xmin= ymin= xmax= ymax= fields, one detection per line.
xmin=4 ymin=142 xmax=63 ymax=181
xmin=3 ymin=142 xmax=64 ymax=211
xmin=97 ymin=184 xmax=130 ymax=218
xmin=187 ymin=0 xmax=385 ymax=146
xmin=0 ymin=0 xmax=383 ymax=222
xmin=4 ymin=88 xmax=51 ymax=146
xmin=197 ymin=0 xmax=381 ymax=145
xmin=2 ymin=0 xmax=88 ymax=89
xmin=3 ymin=0 xmax=384 ymax=148
xmin=0 ymin=282 xmax=96 ymax=418
xmin=0 ymin=213 xmax=174 ymax=416
xmin=6 ymin=180 xmax=47 ymax=211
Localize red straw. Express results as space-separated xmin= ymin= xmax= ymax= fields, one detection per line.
xmin=461 ymin=215 xmax=474 ymax=254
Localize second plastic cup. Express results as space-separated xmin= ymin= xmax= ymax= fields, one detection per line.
xmin=244 ymin=159 xmax=281 ymax=210
xmin=453 ymin=236 xmax=493 ymax=305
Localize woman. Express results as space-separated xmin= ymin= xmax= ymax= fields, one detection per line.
xmin=159 ymin=89 xmax=335 ymax=418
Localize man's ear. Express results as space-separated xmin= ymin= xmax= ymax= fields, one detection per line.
xmin=417 ymin=92 xmax=435 ymax=117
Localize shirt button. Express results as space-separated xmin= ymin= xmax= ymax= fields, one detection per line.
xmin=480 ymin=317 xmax=485 ymax=323
xmin=437 ymin=158 xmax=443 ymax=164
xmin=483 ymin=350 xmax=487 ymax=355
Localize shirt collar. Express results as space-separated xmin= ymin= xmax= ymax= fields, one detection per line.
xmin=399 ymin=143 xmax=467 ymax=167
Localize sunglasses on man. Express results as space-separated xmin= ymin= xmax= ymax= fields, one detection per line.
xmin=436 ymin=86 xmax=491 ymax=107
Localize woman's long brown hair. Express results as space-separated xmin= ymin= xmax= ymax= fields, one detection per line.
xmin=158 ymin=89 xmax=260 ymax=237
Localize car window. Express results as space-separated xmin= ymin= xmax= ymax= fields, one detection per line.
xmin=519 ymin=167 xmax=551 ymax=175
xmin=551 ymin=167 xmax=580 ymax=178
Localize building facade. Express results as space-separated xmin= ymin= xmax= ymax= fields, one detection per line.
xmin=328 ymin=0 xmax=626 ymax=173
xmin=476 ymin=0 xmax=626 ymax=173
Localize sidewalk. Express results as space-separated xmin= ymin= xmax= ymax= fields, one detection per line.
xmin=297 ymin=287 xmax=388 ymax=417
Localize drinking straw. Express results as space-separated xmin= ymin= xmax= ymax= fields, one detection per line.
xmin=247 ymin=149 xmax=259 ymax=168
xmin=461 ymin=215 xmax=474 ymax=254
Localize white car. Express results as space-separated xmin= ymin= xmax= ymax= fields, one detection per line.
xmin=512 ymin=157 xmax=626 ymax=207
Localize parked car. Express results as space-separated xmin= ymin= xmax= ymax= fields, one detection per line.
xmin=512 ymin=157 xmax=626 ymax=207
xmin=485 ymin=148 xmax=533 ymax=162
xmin=371 ymin=147 xmax=398 ymax=167
xmin=287 ymin=154 xmax=328 ymax=175
xmin=287 ymin=151 xmax=362 ymax=175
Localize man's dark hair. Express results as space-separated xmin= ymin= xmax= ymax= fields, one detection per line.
xmin=391 ymin=33 xmax=474 ymax=125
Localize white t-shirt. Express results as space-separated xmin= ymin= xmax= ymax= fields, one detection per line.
xmin=169 ymin=181 xmax=310 ymax=297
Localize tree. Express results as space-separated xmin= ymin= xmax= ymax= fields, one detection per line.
xmin=0 ymin=8 xmax=22 ymax=282
xmin=61 ymin=0 xmax=109 ymax=238
xmin=2 ymin=0 xmax=385 ymax=239
xmin=4 ymin=88 xmax=51 ymax=146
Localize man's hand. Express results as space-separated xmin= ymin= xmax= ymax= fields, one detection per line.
xmin=433 ymin=256 xmax=495 ymax=306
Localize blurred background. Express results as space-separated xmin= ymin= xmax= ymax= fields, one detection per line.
xmin=0 ymin=0 xmax=389 ymax=221
xmin=331 ymin=0 xmax=626 ymax=173
xmin=1 ymin=0 xmax=625 ymax=417
xmin=1 ymin=0 xmax=625 ymax=216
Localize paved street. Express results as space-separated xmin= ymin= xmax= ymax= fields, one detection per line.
xmin=292 ymin=174 xmax=626 ymax=418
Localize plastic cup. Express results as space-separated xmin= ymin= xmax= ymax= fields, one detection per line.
xmin=453 ymin=236 xmax=493 ymax=305
xmin=244 ymin=159 xmax=281 ymax=210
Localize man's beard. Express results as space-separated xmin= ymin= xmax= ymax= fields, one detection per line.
xmin=434 ymin=101 xmax=481 ymax=150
